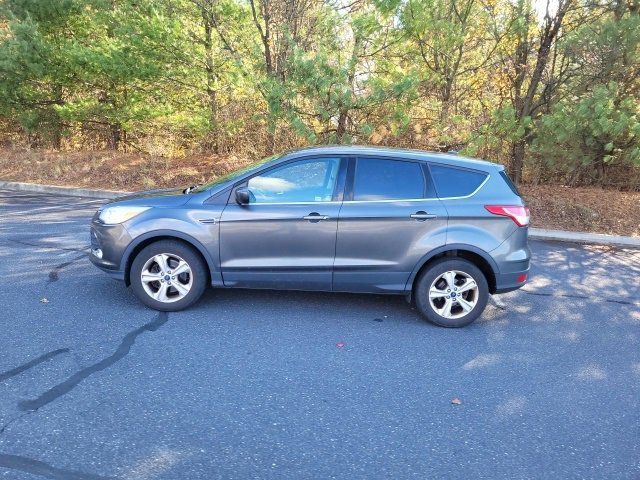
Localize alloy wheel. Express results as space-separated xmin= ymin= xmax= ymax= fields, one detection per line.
xmin=140 ymin=253 xmax=193 ymax=303
xmin=428 ymin=270 xmax=479 ymax=319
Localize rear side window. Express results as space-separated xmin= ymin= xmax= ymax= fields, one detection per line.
xmin=429 ymin=164 xmax=487 ymax=198
xmin=353 ymin=158 xmax=424 ymax=201
xmin=499 ymin=170 xmax=521 ymax=196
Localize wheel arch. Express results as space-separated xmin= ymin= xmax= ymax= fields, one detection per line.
xmin=407 ymin=244 xmax=498 ymax=295
xmin=121 ymin=230 xmax=216 ymax=286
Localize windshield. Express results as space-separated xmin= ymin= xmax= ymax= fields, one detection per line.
xmin=193 ymin=154 xmax=281 ymax=193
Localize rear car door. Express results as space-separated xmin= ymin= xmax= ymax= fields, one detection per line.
xmin=333 ymin=156 xmax=448 ymax=293
xmin=219 ymin=156 xmax=345 ymax=290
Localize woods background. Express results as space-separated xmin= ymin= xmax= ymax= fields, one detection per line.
xmin=0 ymin=0 xmax=638 ymax=188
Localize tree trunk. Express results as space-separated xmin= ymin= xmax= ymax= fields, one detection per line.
xmin=509 ymin=138 xmax=525 ymax=184
xmin=107 ymin=123 xmax=121 ymax=150
xmin=50 ymin=83 xmax=64 ymax=150
xmin=203 ymin=13 xmax=220 ymax=154
xmin=51 ymin=124 xmax=62 ymax=150
xmin=266 ymin=120 xmax=276 ymax=155
xmin=336 ymin=110 xmax=348 ymax=143
xmin=595 ymin=159 xmax=605 ymax=185
xmin=594 ymin=144 xmax=608 ymax=186
xmin=208 ymin=88 xmax=219 ymax=154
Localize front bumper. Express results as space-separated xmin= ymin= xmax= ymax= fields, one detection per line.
xmin=89 ymin=218 xmax=132 ymax=281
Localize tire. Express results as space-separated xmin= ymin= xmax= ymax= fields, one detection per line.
xmin=130 ymin=240 xmax=208 ymax=311
xmin=414 ymin=258 xmax=489 ymax=328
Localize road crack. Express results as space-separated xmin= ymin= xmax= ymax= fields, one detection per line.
xmin=48 ymin=254 xmax=88 ymax=283
xmin=0 ymin=349 xmax=70 ymax=383
xmin=0 ymin=453 xmax=115 ymax=480
xmin=18 ymin=312 xmax=169 ymax=412
xmin=522 ymin=289 xmax=639 ymax=306
xmin=5 ymin=237 xmax=90 ymax=255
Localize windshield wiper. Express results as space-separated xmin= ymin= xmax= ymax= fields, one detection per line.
xmin=183 ymin=184 xmax=200 ymax=194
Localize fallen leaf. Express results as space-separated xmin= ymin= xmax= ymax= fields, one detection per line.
xmin=336 ymin=342 xmax=345 ymax=348
xmin=40 ymin=297 xmax=49 ymax=304
xmin=451 ymin=398 xmax=462 ymax=405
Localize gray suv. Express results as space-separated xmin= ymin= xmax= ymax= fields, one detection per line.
xmin=89 ymin=146 xmax=530 ymax=327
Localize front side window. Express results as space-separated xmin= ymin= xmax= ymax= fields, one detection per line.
xmin=429 ymin=164 xmax=487 ymax=198
xmin=247 ymin=157 xmax=340 ymax=203
xmin=353 ymin=158 xmax=425 ymax=201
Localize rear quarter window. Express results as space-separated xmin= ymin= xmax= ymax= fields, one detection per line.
xmin=429 ymin=164 xmax=488 ymax=198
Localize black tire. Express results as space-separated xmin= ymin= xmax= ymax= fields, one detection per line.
xmin=130 ymin=240 xmax=208 ymax=311
xmin=414 ymin=258 xmax=489 ymax=328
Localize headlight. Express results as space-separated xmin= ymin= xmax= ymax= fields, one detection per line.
xmin=98 ymin=206 xmax=151 ymax=225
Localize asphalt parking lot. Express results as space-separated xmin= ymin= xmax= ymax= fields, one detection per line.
xmin=0 ymin=189 xmax=639 ymax=479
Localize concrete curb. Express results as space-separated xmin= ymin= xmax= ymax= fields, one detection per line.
xmin=528 ymin=228 xmax=640 ymax=248
xmin=1 ymin=180 xmax=639 ymax=248
xmin=0 ymin=180 xmax=128 ymax=200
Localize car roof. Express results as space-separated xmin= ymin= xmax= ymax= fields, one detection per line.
xmin=282 ymin=145 xmax=501 ymax=171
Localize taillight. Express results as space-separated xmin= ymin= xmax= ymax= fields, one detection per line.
xmin=485 ymin=205 xmax=530 ymax=227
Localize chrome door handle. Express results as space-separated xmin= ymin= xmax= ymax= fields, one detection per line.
xmin=410 ymin=211 xmax=437 ymax=220
xmin=303 ymin=213 xmax=329 ymax=221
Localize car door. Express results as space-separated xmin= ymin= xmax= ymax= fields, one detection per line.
xmin=333 ymin=156 xmax=448 ymax=293
xmin=219 ymin=156 xmax=346 ymax=290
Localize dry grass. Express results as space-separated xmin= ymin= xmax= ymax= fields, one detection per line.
xmin=521 ymin=185 xmax=640 ymax=237
xmin=0 ymin=148 xmax=253 ymax=191
xmin=1 ymin=148 xmax=638 ymax=237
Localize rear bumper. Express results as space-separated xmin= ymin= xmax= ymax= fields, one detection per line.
xmin=491 ymin=226 xmax=531 ymax=294
xmin=494 ymin=267 xmax=529 ymax=293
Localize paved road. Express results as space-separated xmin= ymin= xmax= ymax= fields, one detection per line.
xmin=0 ymin=189 xmax=639 ymax=480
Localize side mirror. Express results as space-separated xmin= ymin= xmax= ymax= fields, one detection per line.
xmin=235 ymin=187 xmax=251 ymax=205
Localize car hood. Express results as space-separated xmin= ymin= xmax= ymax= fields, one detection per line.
xmin=104 ymin=188 xmax=192 ymax=207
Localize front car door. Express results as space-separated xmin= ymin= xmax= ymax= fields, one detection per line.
xmin=219 ymin=156 xmax=345 ymax=290
xmin=333 ymin=156 xmax=448 ymax=293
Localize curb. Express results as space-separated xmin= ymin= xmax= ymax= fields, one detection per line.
xmin=0 ymin=180 xmax=128 ymax=200
xmin=1 ymin=180 xmax=639 ymax=248
xmin=528 ymin=228 xmax=640 ymax=248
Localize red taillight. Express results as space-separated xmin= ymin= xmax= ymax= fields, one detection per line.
xmin=517 ymin=273 xmax=527 ymax=283
xmin=485 ymin=205 xmax=530 ymax=227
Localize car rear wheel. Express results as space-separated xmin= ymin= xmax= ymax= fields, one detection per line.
xmin=130 ymin=240 xmax=207 ymax=311
xmin=414 ymin=258 xmax=489 ymax=327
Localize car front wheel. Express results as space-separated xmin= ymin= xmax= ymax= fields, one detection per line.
xmin=130 ymin=240 xmax=208 ymax=311
xmin=414 ymin=258 xmax=489 ymax=327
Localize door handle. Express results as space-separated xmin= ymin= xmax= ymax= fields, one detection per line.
xmin=303 ymin=212 xmax=329 ymax=222
xmin=410 ymin=211 xmax=437 ymax=220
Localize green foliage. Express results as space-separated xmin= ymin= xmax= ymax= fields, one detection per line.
xmin=532 ymin=83 xmax=640 ymax=169
xmin=463 ymin=106 xmax=525 ymax=158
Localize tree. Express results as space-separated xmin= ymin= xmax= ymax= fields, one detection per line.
xmin=56 ymin=0 xmax=177 ymax=150
xmin=0 ymin=0 xmax=81 ymax=148
xmin=531 ymin=0 xmax=640 ymax=185
xmin=279 ymin=2 xmax=416 ymax=143
xmin=503 ymin=0 xmax=574 ymax=183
